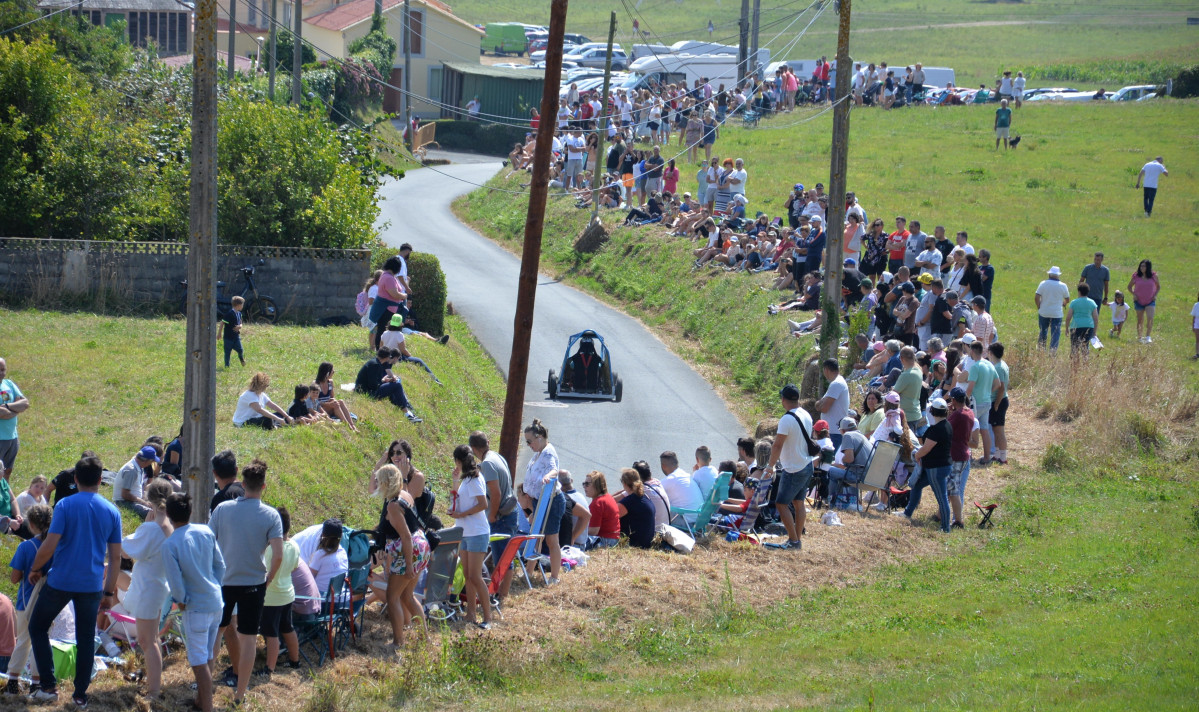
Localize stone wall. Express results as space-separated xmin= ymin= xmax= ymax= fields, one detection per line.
xmin=0 ymin=238 xmax=371 ymax=323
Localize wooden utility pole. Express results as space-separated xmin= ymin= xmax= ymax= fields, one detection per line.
xmin=819 ymin=0 xmax=852 ymax=367
xmin=225 ymin=0 xmax=236 ymax=81
xmin=185 ymin=0 xmax=219 ymax=523
xmin=736 ymin=0 xmax=750 ymax=86
xmin=267 ymin=0 xmax=278 ymax=99
xmin=291 ymin=0 xmax=302 ymax=104
xmin=403 ymin=0 xmax=412 ymax=148
xmin=498 ymin=0 xmax=569 ymax=470
xmin=590 ymin=11 xmax=617 ymax=223
xmin=749 ymin=0 xmax=761 ymax=81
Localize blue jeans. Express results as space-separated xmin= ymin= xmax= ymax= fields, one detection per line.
xmin=1038 ymin=316 xmax=1063 ymax=351
xmin=30 ymin=585 xmax=103 ymax=697
xmin=489 ymin=510 xmax=518 ymax=569
xmin=223 ymin=336 xmax=244 ymax=367
xmin=401 ymin=355 xmax=437 ymax=379
xmin=373 ymin=380 xmax=411 ymax=409
xmin=904 ymin=464 xmax=951 ymax=533
xmin=825 ymin=465 xmax=860 ymax=507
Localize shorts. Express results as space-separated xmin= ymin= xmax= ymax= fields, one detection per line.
xmin=647 ymin=121 xmax=660 ymax=130
xmin=385 ymin=530 xmax=431 ymax=576
xmin=995 ymin=126 xmax=1010 ymax=139
xmin=948 ymin=460 xmax=970 ymax=498
xmin=461 ymin=534 xmax=490 ymax=554
xmin=535 ymin=491 xmax=567 ymax=539
xmin=0 ymin=439 xmax=17 ymax=471
xmin=974 ymin=402 xmax=993 ymax=433
xmin=704 ymin=186 xmax=719 ymax=204
xmin=258 ymin=603 xmax=294 ymax=638
xmin=774 ymin=462 xmax=814 ymax=504
xmin=645 ymin=177 xmax=662 ymax=194
xmin=182 ymin=609 xmax=222 ymax=667
xmin=220 ymin=583 xmax=267 ymax=635
xmin=989 ymin=397 xmax=1008 ymax=428
xmin=1134 ymin=300 xmax=1155 ymax=311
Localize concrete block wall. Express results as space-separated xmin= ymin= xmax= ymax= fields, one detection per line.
xmin=0 ymin=238 xmax=370 ymax=323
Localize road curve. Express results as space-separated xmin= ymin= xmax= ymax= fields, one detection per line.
xmin=375 ymin=161 xmax=744 ymax=483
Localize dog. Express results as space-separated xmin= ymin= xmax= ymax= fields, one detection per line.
xmin=1008 ymin=134 xmax=1022 ymax=149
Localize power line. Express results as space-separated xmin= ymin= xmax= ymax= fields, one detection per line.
xmin=1 ymin=0 xmax=87 ymax=36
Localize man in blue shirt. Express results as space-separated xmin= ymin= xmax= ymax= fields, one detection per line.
xmin=27 ymin=455 xmax=122 ymax=707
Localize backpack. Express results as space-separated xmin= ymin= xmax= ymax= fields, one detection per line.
xmin=340 ymin=528 xmax=374 ymax=593
xmin=354 ymin=290 xmax=368 ymax=316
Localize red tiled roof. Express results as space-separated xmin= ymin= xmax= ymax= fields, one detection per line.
xmin=305 ymin=0 xmax=479 ymax=34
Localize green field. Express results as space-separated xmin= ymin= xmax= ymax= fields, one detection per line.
xmin=449 ymin=0 xmax=1199 ymax=87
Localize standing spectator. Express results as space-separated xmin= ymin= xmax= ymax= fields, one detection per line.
xmin=120 ymin=479 xmax=175 ymax=699
xmin=894 ymin=347 xmax=925 ymax=433
xmin=1109 ymin=290 xmax=1130 ymax=338
xmin=726 ymin=158 xmax=748 ymax=199
xmin=27 ymin=455 xmax=122 ymax=707
xmin=209 ymin=449 xmax=243 ymax=513
xmin=945 ymin=388 xmax=977 ymax=529
xmin=886 ymin=217 xmax=910 ymax=274
xmin=986 ymin=343 xmax=1011 ymax=465
xmin=219 ymin=296 xmax=245 ymax=368
xmin=209 ymin=458 xmax=284 ymax=704
xmin=465 ymin=96 xmax=481 ymax=120
xmin=966 ymin=341 xmax=1002 ymax=465
xmin=914 ymin=235 xmax=942 ymax=277
xmin=1190 ymin=290 xmax=1199 ymax=360
xmin=521 ymin=419 xmax=566 ymax=584
xmin=1013 ymin=71 xmax=1026 ymax=107
xmin=448 ymin=445 xmax=492 ymax=629
xmin=702 ymin=112 xmax=719 ymax=163
xmin=162 ymin=493 xmax=226 ymax=712
xmin=1035 ymin=266 xmax=1071 ymax=353
xmin=994 ymin=99 xmax=1012 ymax=149
xmin=374 ymin=464 xmax=429 ymax=649
xmin=0 ymin=358 xmax=29 ymax=483
xmin=6 ymin=503 xmax=52 ymax=695
xmin=468 ymin=432 xmax=516 ymax=597
xmin=1065 ymin=284 xmax=1100 ymax=356
xmin=644 ymin=146 xmax=665 ymax=196
xmin=1128 ymin=259 xmax=1161 ymax=343
xmin=662 ymin=159 xmax=679 ymax=196
xmin=970 ymin=296 xmax=995 ymax=347
xmin=1080 ymin=252 xmax=1110 ymax=316
xmin=257 ymin=505 xmax=301 ymax=677
xmin=232 ymin=373 xmax=292 ymax=430
xmin=977 ymin=249 xmax=995 ymax=311
xmin=765 ymin=384 xmax=816 ymax=550
xmin=1134 ymin=156 xmax=1168 ymax=217
xmin=816 ymin=359 xmax=851 ymax=448
xmin=903 ymin=398 xmax=953 ymax=533
xmin=368 ymin=257 xmax=407 ymax=351
xmin=658 ymin=452 xmax=702 ymax=526
xmin=113 ymin=445 xmax=159 ymax=520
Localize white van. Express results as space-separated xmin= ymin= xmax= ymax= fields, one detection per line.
xmin=621 ymin=53 xmax=763 ymax=92
xmin=827 ymin=63 xmax=955 ymax=92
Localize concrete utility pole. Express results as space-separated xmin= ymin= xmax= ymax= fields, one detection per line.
xmin=403 ymin=0 xmax=412 ymax=147
xmin=186 ymin=0 xmax=219 ymax=523
xmin=291 ymin=0 xmax=302 ymax=104
xmin=749 ymin=0 xmax=761 ymax=81
xmin=820 ymin=0 xmax=852 ymax=367
xmin=498 ymin=0 xmax=569 ymax=470
xmin=226 ymin=0 xmax=237 ymax=81
xmin=590 ymin=11 xmax=617 ymax=223
xmin=737 ymin=0 xmax=750 ymax=86
xmin=267 ymin=0 xmax=277 ymax=99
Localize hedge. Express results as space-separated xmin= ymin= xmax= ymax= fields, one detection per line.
xmin=408 ymin=252 xmax=447 ymax=337
xmin=432 ymin=120 xmax=528 ymax=157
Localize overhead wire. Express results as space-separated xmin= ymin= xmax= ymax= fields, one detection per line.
xmin=1 ymin=0 xmax=88 ymax=36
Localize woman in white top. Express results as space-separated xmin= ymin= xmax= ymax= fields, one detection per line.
xmin=121 ymin=479 xmax=175 ymax=699
xmin=232 ymin=372 xmax=292 ymax=429
xmin=521 ymin=419 xmax=566 ymax=584
xmin=305 ymin=521 xmax=348 ymax=595
xmin=15 ymin=475 xmax=48 ymax=514
xmin=448 ymin=445 xmax=492 ymax=628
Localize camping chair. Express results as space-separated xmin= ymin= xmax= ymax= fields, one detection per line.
xmin=974 ymin=501 xmax=998 ymax=529
xmin=419 ymin=526 xmax=463 ymax=623
xmin=327 ymin=576 xmax=357 ymax=655
xmin=741 ymin=108 xmax=761 ymax=127
xmin=339 ymin=528 xmax=375 ymax=642
xmin=291 ymin=595 xmax=334 ymax=667
xmin=670 ymin=472 xmax=732 ymax=539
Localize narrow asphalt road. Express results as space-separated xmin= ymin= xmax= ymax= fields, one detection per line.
xmin=375 ymin=160 xmax=744 ymax=484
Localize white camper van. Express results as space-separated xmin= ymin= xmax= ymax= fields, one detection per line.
xmin=621 ymin=52 xmax=765 ymax=92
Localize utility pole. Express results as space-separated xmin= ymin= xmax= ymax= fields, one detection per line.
xmin=749 ymin=0 xmax=761 ymax=82
xmin=226 ymin=0 xmax=237 ymax=81
xmin=498 ymin=0 xmax=569 ymax=470
xmin=267 ymin=0 xmax=277 ymax=99
xmin=819 ymin=0 xmax=852 ymax=368
xmin=590 ymin=11 xmax=617 ymax=224
xmin=186 ymin=0 xmax=219 ymax=523
xmin=291 ymin=0 xmax=302 ymax=104
xmin=403 ymin=0 xmax=412 ymax=148
xmin=736 ymin=0 xmax=750 ymax=86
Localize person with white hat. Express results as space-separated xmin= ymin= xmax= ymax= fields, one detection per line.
xmin=1035 ymin=266 xmax=1071 ymax=353
xmin=900 ymin=397 xmax=953 ymax=532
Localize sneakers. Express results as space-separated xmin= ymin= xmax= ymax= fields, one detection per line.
xmin=788 ymin=539 xmax=802 ymax=551
xmin=73 ymin=695 xmax=88 ymax=709
xmin=438 ymin=334 xmax=450 ymax=345
xmin=28 ymin=689 xmax=58 ymax=704
xmin=476 ymin=621 xmax=492 ymax=631
xmin=252 ymin=667 xmax=273 ymax=679
xmin=545 ymin=577 xmax=561 ymax=586
xmin=951 ymin=521 xmax=965 ymax=530
xmin=405 ymin=410 xmax=423 ymax=423
xmin=5 ymin=680 xmax=20 ymax=696
xmin=872 ymin=502 xmax=888 ymax=512
xmin=1144 ymin=336 xmax=1153 ymax=343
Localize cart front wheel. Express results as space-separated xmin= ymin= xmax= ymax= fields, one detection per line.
xmin=613 ymin=375 xmax=623 ymax=402
xmin=548 ymin=369 xmax=558 ymax=399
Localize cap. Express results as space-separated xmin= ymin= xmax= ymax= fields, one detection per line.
xmin=779 ymin=384 xmax=800 ymax=400
xmin=917 ymin=273 xmax=934 ymax=284
xmin=810 ymin=215 xmax=823 ymax=224
xmin=793 ymin=183 xmax=804 ymax=191
xmin=945 ymin=290 xmax=959 ymax=300
xmin=843 ymin=257 xmax=857 ymax=267
xmin=390 ymin=314 xmax=405 ymax=327
xmin=884 ymin=391 xmax=901 ymax=404
xmin=137 ymin=445 xmax=161 ymax=463
xmin=901 ymin=282 xmax=916 ymax=293
xmin=755 ymin=211 xmax=766 ymax=218
xmin=1048 ymin=266 xmax=1062 ymax=276
xmin=962 ymin=333 xmax=978 ymax=344
xmin=972 ymin=295 xmax=987 ymax=307
xmin=872 ymin=341 xmax=886 ymax=351
xmin=949 ymin=387 xmax=968 ymax=402
xmin=929 ymin=397 xmax=949 ymax=411
xmin=881 ymin=271 xmax=894 ymax=284
xmin=861 ymin=278 xmax=873 ymax=289
xmin=734 ymin=193 xmax=748 ymax=205
xmin=838 ymin=417 xmax=858 ymax=432
xmin=813 ymin=419 xmax=830 ymax=432
xmin=321 ymin=518 xmax=344 ymax=540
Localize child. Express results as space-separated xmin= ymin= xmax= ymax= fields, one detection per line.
xmin=15 ymin=476 xmax=47 ymax=514
xmin=1191 ymin=290 xmax=1199 ymax=361
xmin=257 ymin=506 xmax=301 ymax=677
xmin=162 ymin=494 xmax=225 ymax=712
xmin=220 ymin=296 xmax=245 ymax=368
xmin=304 ymin=385 xmax=333 ymax=424
xmin=1109 ymin=290 xmax=1130 ymax=338
xmin=6 ymin=503 xmax=52 ymax=694
xmin=287 ymin=385 xmax=317 ymax=425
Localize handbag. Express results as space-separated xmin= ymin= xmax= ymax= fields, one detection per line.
xmin=788 ymin=411 xmax=822 ymax=457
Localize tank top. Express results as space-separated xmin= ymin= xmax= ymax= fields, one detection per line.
xmin=377 ymin=497 xmax=422 ymax=544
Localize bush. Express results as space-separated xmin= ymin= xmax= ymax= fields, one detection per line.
xmin=433 ymin=120 xmax=528 ymax=156
xmin=408 ymin=252 xmax=447 ymax=337
xmin=1170 ymin=65 xmax=1199 ymax=98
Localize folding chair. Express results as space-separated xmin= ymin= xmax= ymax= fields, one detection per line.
xmin=974 ymin=502 xmax=998 ymax=529
xmin=670 ymin=472 xmax=731 ymax=539
xmin=291 ymin=595 xmax=333 ymax=667
xmin=418 ymin=526 xmax=463 ymax=623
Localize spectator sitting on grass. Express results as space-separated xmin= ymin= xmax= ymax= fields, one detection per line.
xmin=287 ymin=384 xmax=321 ymax=425
xmin=113 ymin=445 xmax=160 ymax=521
xmin=355 ymin=348 xmax=421 ymax=423
xmin=232 ymin=372 xmax=293 ymax=430
xmin=615 ymin=468 xmax=656 ymax=549
xmin=314 ymin=363 xmax=359 ymax=431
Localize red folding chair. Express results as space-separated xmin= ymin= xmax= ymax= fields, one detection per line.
xmin=489 ymin=534 xmax=542 ymax=597
xmin=974 ymin=501 xmax=998 ymax=529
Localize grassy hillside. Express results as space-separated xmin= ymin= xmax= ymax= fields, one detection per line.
xmin=456 ymin=100 xmax=1199 ymax=422
xmin=449 ymin=0 xmax=1198 ymax=87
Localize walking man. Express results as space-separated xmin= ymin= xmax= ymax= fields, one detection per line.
xmin=1134 ymin=156 xmax=1167 ymax=217
xmin=994 ymin=99 xmax=1012 ymax=149
xmin=765 ymin=384 xmax=816 ymax=550
xmin=1079 ymin=252 xmax=1110 ymax=318
xmin=1035 ymin=266 xmax=1071 ymax=353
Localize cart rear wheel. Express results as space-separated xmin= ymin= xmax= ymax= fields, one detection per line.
xmin=548 ymin=369 xmax=558 ymax=399
xmin=613 ymin=375 xmax=623 ymax=402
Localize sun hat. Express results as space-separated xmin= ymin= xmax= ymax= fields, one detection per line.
xmin=1047 ymin=266 xmax=1062 ymax=276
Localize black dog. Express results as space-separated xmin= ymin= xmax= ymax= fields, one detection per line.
xmin=1009 ymin=135 xmax=1022 ymax=149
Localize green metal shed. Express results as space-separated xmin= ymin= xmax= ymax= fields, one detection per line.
xmin=440 ymin=62 xmax=545 ymax=123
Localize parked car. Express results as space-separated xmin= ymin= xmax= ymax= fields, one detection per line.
xmin=563 ymin=33 xmax=592 ymax=46
xmin=1109 ymin=84 xmax=1159 ymax=102
xmin=563 ymin=47 xmax=628 ymax=70
xmin=531 ymin=43 xmax=578 ymax=62
xmin=1028 ymin=90 xmax=1112 ymax=102
xmin=1022 ymin=87 xmax=1078 ymax=99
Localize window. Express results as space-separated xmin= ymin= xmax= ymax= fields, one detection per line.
xmin=282 ymin=3 xmax=290 ymax=25
xmin=428 ymin=66 xmax=443 ymax=103
xmin=248 ymin=0 xmax=257 ymax=26
xmin=405 ymin=10 xmax=422 ymax=56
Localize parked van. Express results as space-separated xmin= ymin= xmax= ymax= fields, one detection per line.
xmin=826 ymin=62 xmax=955 ymax=93
xmin=621 ymin=53 xmax=748 ymax=92
xmin=483 ymin=23 xmax=529 ymax=56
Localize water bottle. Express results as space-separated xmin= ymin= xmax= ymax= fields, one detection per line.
xmin=97 ymin=631 xmax=121 ymax=657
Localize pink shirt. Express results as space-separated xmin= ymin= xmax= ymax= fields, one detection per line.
xmin=1129 ymin=273 xmax=1158 ymax=306
xmin=377 ymin=271 xmax=405 ymax=310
